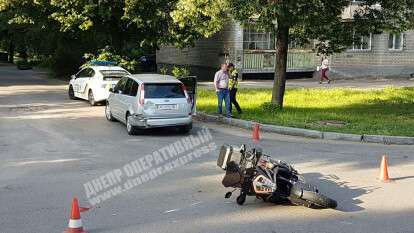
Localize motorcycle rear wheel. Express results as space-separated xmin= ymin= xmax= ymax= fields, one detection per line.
xmin=301 ymin=191 xmax=337 ymax=209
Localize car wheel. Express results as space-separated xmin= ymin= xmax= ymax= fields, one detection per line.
xmin=68 ymin=85 xmax=77 ymax=100
xmin=179 ymin=123 xmax=192 ymax=134
xmin=105 ymin=103 xmax=116 ymax=122
xmin=126 ymin=114 xmax=140 ymax=135
xmin=88 ymin=90 xmax=97 ymax=106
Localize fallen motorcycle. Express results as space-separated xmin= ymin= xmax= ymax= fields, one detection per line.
xmin=217 ymin=144 xmax=337 ymax=209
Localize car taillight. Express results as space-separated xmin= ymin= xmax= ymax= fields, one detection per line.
xmin=181 ymin=84 xmax=191 ymax=104
xmin=139 ymin=84 xmax=145 ymax=105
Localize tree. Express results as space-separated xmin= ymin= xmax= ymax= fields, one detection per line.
xmin=169 ymin=0 xmax=228 ymax=47
xmin=172 ymin=0 xmax=414 ymax=108
xmin=227 ymin=0 xmax=414 ymax=108
xmin=0 ymin=0 xmax=158 ymax=74
xmin=0 ymin=0 xmax=63 ymax=63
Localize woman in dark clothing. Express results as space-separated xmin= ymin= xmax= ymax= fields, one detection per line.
xmin=227 ymin=63 xmax=242 ymax=115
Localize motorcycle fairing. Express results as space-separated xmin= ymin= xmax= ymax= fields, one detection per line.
xmin=253 ymin=174 xmax=276 ymax=194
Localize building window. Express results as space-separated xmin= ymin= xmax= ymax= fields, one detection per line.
xmin=388 ymin=33 xmax=403 ymax=50
xmin=349 ymin=33 xmax=372 ymax=51
xmin=243 ymin=25 xmax=275 ymax=50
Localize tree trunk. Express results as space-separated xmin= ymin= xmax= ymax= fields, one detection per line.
xmin=271 ymin=24 xmax=289 ymax=108
xmin=8 ymin=40 xmax=14 ymax=64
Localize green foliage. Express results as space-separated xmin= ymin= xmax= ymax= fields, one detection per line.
xmin=2 ymin=0 xmax=414 ymax=80
xmin=123 ymin=0 xmax=176 ymax=48
xmin=170 ymin=0 xmax=228 ymax=47
xmin=51 ymin=43 xmax=84 ymax=77
xmin=83 ymin=47 xmax=138 ymax=72
xmin=1 ymin=0 xmax=229 ymax=75
xmin=159 ymin=66 xmax=168 ymax=75
xmin=171 ymin=65 xmax=190 ymax=78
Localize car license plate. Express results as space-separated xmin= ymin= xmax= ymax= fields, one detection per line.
xmin=157 ymin=104 xmax=178 ymax=110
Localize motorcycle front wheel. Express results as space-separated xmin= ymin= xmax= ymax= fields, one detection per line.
xmin=301 ymin=190 xmax=337 ymax=209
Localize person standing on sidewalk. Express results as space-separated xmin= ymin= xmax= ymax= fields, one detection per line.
xmin=320 ymin=56 xmax=331 ymax=84
xmin=227 ymin=63 xmax=242 ymax=116
xmin=214 ymin=63 xmax=231 ymax=117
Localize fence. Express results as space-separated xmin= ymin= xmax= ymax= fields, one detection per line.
xmin=243 ymin=51 xmax=316 ymax=73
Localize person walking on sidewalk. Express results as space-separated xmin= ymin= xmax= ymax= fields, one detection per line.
xmin=214 ymin=63 xmax=231 ymax=117
xmin=227 ymin=63 xmax=242 ymax=116
xmin=320 ymin=56 xmax=331 ymax=84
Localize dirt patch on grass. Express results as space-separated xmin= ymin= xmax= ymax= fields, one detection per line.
xmin=317 ymin=120 xmax=347 ymax=128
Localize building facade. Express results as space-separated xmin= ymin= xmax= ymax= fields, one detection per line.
xmin=157 ymin=21 xmax=414 ymax=80
xmin=331 ymin=31 xmax=414 ymax=78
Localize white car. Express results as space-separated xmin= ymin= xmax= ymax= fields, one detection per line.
xmin=68 ymin=64 xmax=130 ymax=105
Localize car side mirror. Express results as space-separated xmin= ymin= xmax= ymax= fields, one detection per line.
xmin=117 ymin=90 xmax=122 ymax=94
xmin=109 ymin=88 xmax=113 ymax=93
xmin=71 ymin=75 xmax=76 ymax=79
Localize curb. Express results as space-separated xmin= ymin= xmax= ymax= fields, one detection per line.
xmin=194 ymin=112 xmax=414 ymax=145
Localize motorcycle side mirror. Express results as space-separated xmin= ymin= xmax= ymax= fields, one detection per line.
xmin=240 ymin=144 xmax=246 ymax=153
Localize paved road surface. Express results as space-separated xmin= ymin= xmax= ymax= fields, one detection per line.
xmin=1 ymin=66 xmax=414 ymax=233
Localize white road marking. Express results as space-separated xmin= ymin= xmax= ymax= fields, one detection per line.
xmin=164 ymin=208 xmax=180 ymax=214
xmin=190 ymin=202 xmax=203 ymax=206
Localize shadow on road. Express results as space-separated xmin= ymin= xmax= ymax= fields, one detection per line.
xmin=303 ymin=172 xmax=378 ymax=212
xmin=392 ymin=175 xmax=414 ymax=181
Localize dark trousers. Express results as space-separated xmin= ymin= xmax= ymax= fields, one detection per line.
xmin=229 ymin=88 xmax=242 ymax=114
xmin=321 ymin=68 xmax=330 ymax=81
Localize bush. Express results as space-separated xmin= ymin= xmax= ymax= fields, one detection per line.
xmin=159 ymin=66 xmax=168 ymax=75
xmin=83 ymin=47 xmax=138 ymax=72
xmin=51 ymin=46 xmax=83 ymax=77
xmin=171 ymin=65 xmax=190 ymax=78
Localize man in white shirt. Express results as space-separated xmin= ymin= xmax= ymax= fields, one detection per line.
xmin=320 ymin=57 xmax=331 ymax=84
xmin=214 ymin=63 xmax=231 ymax=117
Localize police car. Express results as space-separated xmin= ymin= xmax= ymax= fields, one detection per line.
xmin=68 ymin=61 xmax=131 ymax=106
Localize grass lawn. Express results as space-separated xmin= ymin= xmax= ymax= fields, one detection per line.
xmin=197 ymin=86 xmax=414 ymax=137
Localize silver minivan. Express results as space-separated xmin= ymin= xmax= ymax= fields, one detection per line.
xmin=105 ymin=74 xmax=193 ymax=135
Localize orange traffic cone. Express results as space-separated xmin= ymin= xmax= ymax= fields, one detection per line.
xmin=379 ymin=155 xmax=391 ymax=183
xmin=63 ymin=197 xmax=87 ymax=233
xmin=252 ymin=123 xmax=260 ymax=143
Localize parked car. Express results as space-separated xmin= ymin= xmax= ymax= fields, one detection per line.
xmin=105 ymin=74 xmax=193 ymax=135
xmin=68 ymin=61 xmax=131 ymax=106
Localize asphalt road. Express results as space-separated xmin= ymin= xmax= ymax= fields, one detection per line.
xmin=1 ymin=66 xmax=414 ymax=233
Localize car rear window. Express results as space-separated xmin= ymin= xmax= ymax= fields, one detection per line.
xmin=100 ymin=70 xmax=129 ymax=80
xmin=145 ymin=83 xmax=185 ymax=98
xmin=100 ymin=70 xmax=129 ymax=76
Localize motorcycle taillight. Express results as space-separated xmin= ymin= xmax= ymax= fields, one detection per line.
xmin=139 ymin=83 xmax=145 ymax=105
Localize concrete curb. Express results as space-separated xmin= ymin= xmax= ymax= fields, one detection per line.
xmin=194 ymin=112 xmax=414 ymax=145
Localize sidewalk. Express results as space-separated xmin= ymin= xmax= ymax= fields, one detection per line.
xmin=199 ymin=77 xmax=414 ymax=89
